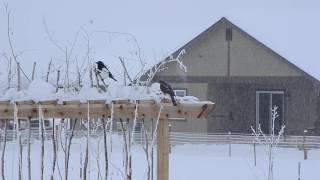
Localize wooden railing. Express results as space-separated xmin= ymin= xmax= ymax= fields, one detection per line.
xmin=1 ymin=130 xmax=319 ymax=149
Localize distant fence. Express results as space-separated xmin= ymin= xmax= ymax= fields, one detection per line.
xmin=1 ymin=130 xmax=320 ymax=149
xmin=169 ymin=132 xmax=320 ymax=149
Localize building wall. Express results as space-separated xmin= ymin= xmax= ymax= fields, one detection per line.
xmin=155 ymin=76 xmax=320 ymax=135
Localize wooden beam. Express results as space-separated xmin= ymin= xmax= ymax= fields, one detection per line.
xmin=157 ymin=117 xmax=169 ymax=180
xmin=0 ymin=100 xmax=215 ymax=120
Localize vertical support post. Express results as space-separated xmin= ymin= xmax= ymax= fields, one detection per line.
xmin=298 ymin=161 xmax=301 ymax=180
xmin=157 ymin=117 xmax=169 ymax=180
xmin=228 ymin=131 xmax=232 ymax=157
xmin=303 ymin=130 xmax=308 ymax=160
xmin=253 ymin=141 xmax=257 ymax=166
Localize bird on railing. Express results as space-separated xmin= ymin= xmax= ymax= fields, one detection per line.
xmin=94 ymin=61 xmax=117 ymax=81
xmin=158 ymin=80 xmax=177 ymax=106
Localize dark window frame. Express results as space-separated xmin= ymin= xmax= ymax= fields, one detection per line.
xmin=173 ymin=89 xmax=187 ymax=97
xmin=226 ymin=28 xmax=232 ymax=41
xmin=255 ymin=91 xmax=285 ymax=134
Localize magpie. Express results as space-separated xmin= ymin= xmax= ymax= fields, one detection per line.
xmin=158 ymin=80 xmax=177 ymax=106
xmin=95 ymin=61 xmax=117 ymax=81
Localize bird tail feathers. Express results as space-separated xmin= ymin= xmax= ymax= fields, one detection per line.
xmin=170 ymin=94 xmax=177 ymax=106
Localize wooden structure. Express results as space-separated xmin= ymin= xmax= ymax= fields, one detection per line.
xmin=0 ymin=99 xmax=215 ymax=180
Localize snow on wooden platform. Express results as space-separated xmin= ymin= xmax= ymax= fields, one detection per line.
xmin=0 ymin=78 xmax=215 ymax=119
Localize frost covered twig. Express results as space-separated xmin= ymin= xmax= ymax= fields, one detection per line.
xmin=43 ymin=18 xmax=80 ymax=91
xmin=119 ymin=57 xmax=133 ymax=85
xmin=94 ymin=30 xmax=146 ymax=82
xmin=251 ymin=106 xmax=285 ymax=180
xmin=137 ymin=49 xmax=186 ymax=86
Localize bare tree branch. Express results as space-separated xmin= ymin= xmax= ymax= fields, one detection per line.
xmin=4 ymin=3 xmax=31 ymax=82
xmin=119 ymin=57 xmax=133 ymax=83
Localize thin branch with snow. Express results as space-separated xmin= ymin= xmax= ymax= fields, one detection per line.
xmin=138 ymin=49 xmax=186 ymax=86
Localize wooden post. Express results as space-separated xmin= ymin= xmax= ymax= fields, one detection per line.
xmin=298 ymin=161 xmax=301 ymax=180
xmin=228 ymin=131 xmax=231 ymax=157
xmin=303 ymin=130 xmax=308 ymax=160
xmin=253 ymin=141 xmax=257 ymax=166
xmin=157 ymin=117 xmax=169 ymax=180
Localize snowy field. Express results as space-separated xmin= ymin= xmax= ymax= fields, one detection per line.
xmin=1 ymin=134 xmax=319 ymax=180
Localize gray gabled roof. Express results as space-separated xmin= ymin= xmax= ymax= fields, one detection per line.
xmin=167 ymin=17 xmax=320 ymax=84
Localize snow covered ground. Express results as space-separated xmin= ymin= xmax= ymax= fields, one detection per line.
xmin=1 ymin=134 xmax=319 ymax=180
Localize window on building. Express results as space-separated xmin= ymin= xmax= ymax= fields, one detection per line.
xmin=174 ymin=89 xmax=186 ymax=97
xmin=226 ymin=28 xmax=232 ymax=41
xmin=256 ymin=91 xmax=284 ymax=134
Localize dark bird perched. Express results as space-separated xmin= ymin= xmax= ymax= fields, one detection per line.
xmin=158 ymin=80 xmax=177 ymax=106
xmin=94 ymin=61 xmax=117 ymax=81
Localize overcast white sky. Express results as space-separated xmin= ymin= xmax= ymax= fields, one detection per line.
xmin=0 ymin=0 xmax=320 ymax=80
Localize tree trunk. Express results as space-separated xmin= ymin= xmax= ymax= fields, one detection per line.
xmin=142 ymin=120 xmax=151 ymax=180
xmin=1 ymin=121 xmax=7 ymax=180
xmin=51 ymin=119 xmax=56 ymax=180
xmin=18 ymin=119 xmax=23 ymax=180
xmin=28 ymin=118 xmax=32 ymax=180
xmin=40 ymin=117 xmax=45 ymax=180
xmin=83 ymin=120 xmax=89 ymax=180
xmin=127 ymin=119 xmax=132 ymax=180
xmin=120 ymin=119 xmax=129 ymax=180
xmin=65 ymin=119 xmax=77 ymax=180
xmin=101 ymin=117 xmax=108 ymax=180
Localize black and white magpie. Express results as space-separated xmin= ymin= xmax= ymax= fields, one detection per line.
xmin=158 ymin=80 xmax=177 ymax=106
xmin=95 ymin=61 xmax=117 ymax=81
